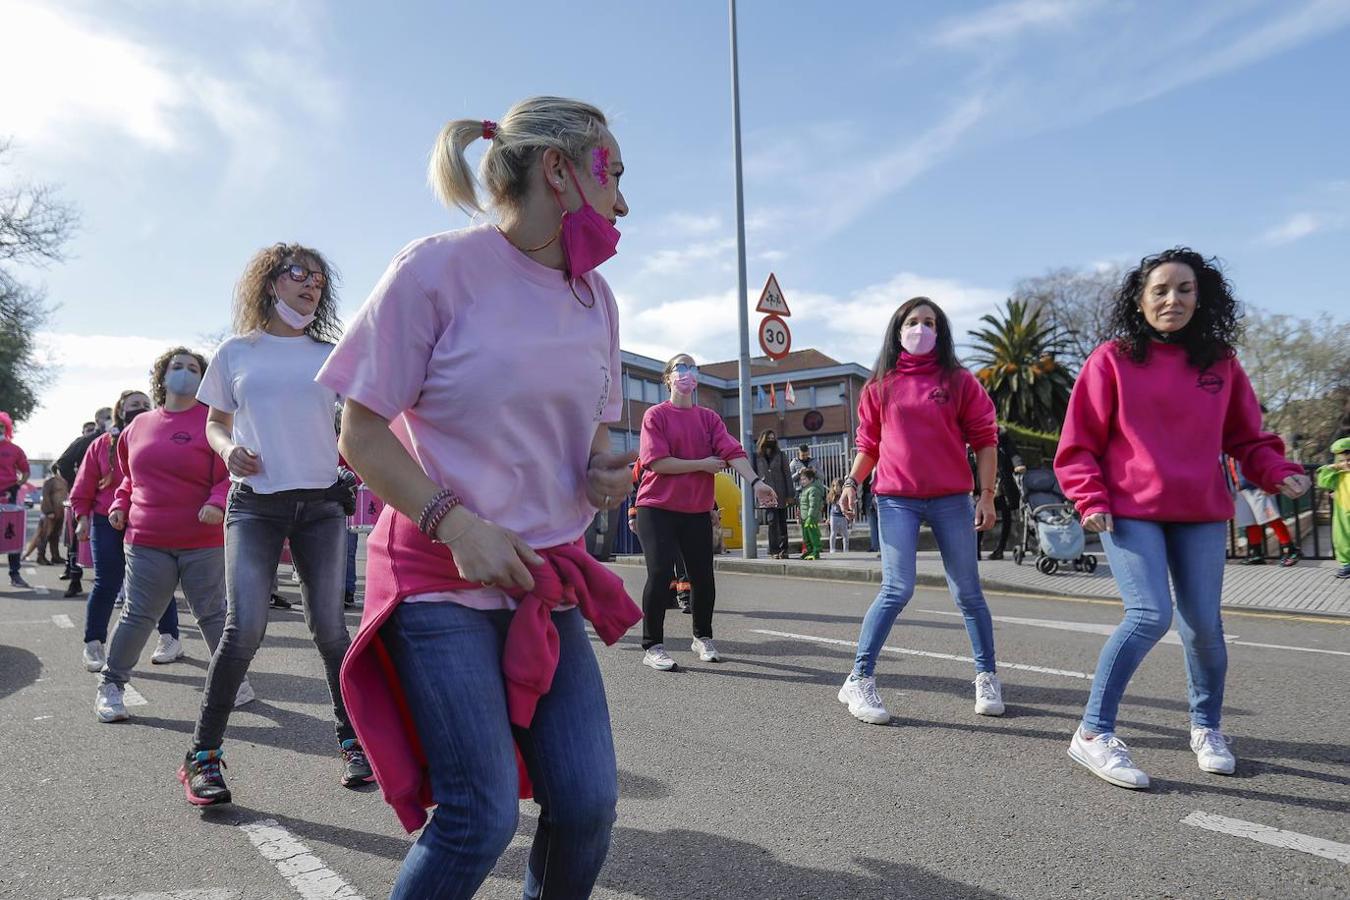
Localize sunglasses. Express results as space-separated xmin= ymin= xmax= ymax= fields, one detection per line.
xmin=673 ymin=363 xmax=698 ymax=375
xmin=276 ymin=263 xmax=326 ymax=288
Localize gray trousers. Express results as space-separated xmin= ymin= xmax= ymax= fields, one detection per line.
xmin=100 ymin=544 xmax=227 ymax=689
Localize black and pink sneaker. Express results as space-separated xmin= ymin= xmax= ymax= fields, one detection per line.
xmin=178 ymin=748 xmax=231 ymax=806
xmin=340 ymin=740 xmax=374 ymax=788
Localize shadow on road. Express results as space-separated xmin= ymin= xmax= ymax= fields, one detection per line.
xmin=0 ymin=644 xmax=41 ymax=701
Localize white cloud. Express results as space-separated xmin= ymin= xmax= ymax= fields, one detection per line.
xmin=1259 ymin=212 xmax=1327 ymax=246
xmin=1257 ymin=180 xmax=1350 ymax=246
xmin=931 ymin=0 xmax=1098 ymax=48
xmin=639 ymin=237 xmax=738 ymax=276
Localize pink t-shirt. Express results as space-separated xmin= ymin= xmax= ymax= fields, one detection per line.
xmin=109 ymin=404 xmax=230 ymax=549
xmin=316 ymin=225 xmax=622 ymax=610
xmin=0 ymin=440 xmax=29 ymax=493
xmin=636 ymin=401 xmax=746 ymax=514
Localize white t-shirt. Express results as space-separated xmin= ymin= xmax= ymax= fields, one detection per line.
xmin=198 ymin=331 xmax=339 ymax=494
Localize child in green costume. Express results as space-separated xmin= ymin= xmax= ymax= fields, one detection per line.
xmin=798 ymin=468 xmax=825 ymax=560
xmin=1315 ymin=437 xmax=1350 ymax=578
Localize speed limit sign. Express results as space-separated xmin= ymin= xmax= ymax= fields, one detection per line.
xmin=758 ymin=314 xmax=791 ymax=360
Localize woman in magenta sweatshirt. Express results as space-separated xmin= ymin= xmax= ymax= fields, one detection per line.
xmin=70 ymin=390 xmax=179 ymax=674
xmin=1055 ymin=248 xmax=1310 ymax=790
xmin=838 ymin=297 xmax=1003 ymax=726
xmin=635 ymin=353 xmax=777 ymax=671
xmin=93 ymin=348 xmax=247 ymax=723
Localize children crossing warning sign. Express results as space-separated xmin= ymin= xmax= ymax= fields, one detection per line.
xmin=755 ymin=273 xmax=791 ymax=317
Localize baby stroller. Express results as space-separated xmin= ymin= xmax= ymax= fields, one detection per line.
xmin=1012 ymin=468 xmax=1097 ymax=575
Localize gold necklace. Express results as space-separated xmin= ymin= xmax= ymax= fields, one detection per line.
xmin=497 ymin=223 xmax=562 ymax=253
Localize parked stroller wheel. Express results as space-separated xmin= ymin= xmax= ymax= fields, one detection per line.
xmin=1083 ymin=554 xmax=1098 ymax=573
xmin=1036 ymin=556 xmax=1057 ymax=575
xmin=1013 ymin=547 xmax=1025 ymax=566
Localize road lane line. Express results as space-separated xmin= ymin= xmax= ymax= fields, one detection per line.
xmin=926 ymin=610 xmax=1350 ymax=658
xmin=123 ymin=684 xmax=148 ymax=707
xmin=1182 ymin=810 xmax=1350 ymax=865
xmin=62 ymin=890 xmax=240 ymax=899
xmin=238 ymin=818 xmax=366 ymax=899
xmin=751 ymin=629 xmax=1093 ymax=680
xmin=52 ymin=614 xmax=73 ymax=628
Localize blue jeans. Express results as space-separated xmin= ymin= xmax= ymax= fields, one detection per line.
xmin=344 ymin=530 xmax=358 ymax=595
xmin=1083 ymin=518 xmax=1228 ymax=734
xmin=854 ymin=494 xmax=996 ymax=676
xmin=83 ymin=514 xmax=178 ymax=643
xmin=192 ymin=484 xmax=352 ymax=751
xmin=381 ymin=602 xmax=618 ymax=900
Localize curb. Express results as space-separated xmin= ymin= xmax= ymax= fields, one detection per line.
xmin=605 ymin=556 xmax=1350 ymax=621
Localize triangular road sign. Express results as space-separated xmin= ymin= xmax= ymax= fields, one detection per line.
xmin=755 ymin=273 xmax=791 ymax=317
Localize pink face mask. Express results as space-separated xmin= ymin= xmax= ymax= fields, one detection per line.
xmin=673 ymin=372 xmax=698 ymax=395
xmin=550 ymin=157 xmax=620 ymax=280
xmin=900 ymin=323 xmax=937 ymax=355
xmin=274 ymin=295 xmax=316 ymax=330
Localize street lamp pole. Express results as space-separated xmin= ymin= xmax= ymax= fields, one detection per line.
xmin=729 ymin=0 xmax=757 ymax=559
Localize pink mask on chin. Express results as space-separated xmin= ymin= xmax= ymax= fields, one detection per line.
xmin=549 ymin=157 xmax=620 ymax=280
xmin=273 ymin=296 xmax=316 ymax=330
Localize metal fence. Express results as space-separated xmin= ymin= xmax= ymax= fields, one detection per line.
xmin=1226 ymin=464 xmax=1336 ymax=560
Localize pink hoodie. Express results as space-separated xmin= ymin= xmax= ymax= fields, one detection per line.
xmin=855 ymin=354 xmax=998 ymax=497
xmin=340 ymin=507 xmax=641 ymax=833
xmin=69 ymin=433 xmax=119 ymax=519
xmin=109 ymin=405 xmax=230 ymax=549
xmin=1054 ymin=341 xmax=1300 ymax=522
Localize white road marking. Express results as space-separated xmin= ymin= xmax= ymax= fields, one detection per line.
xmin=63 ymin=890 xmax=240 ymax=899
xmin=123 ymin=684 xmax=148 ymax=707
xmin=751 ymin=629 xmax=1094 ymax=680
xmin=927 ymin=609 xmax=1350 ymax=658
xmin=52 ymin=614 xmax=73 ymax=628
xmin=238 ymin=818 xmax=366 ymax=899
xmin=35 ymin=586 xmax=49 ymax=595
xmin=34 ymin=715 xmax=52 ymax=721
xmin=1182 ymin=810 xmax=1350 ymax=865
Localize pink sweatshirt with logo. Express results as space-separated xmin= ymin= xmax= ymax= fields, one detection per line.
xmin=636 ymin=401 xmax=747 ymax=513
xmin=109 ymin=405 xmax=230 ymax=549
xmin=1054 ymin=341 xmax=1301 ymax=523
xmin=69 ymin=434 xmax=120 ymax=519
xmin=855 ymin=354 xmax=998 ymax=497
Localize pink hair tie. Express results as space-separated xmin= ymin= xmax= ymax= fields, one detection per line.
xmin=482 ymin=120 xmax=498 ymax=140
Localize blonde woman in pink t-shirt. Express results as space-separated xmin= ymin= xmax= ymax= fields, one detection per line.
xmin=321 ymin=97 xmax=643 ymax=900
xmin=635 ymin=353 xmax=777 ymax=671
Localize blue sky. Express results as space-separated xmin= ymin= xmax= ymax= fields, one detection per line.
xmin=3 ymin=0 xmax=1348 ymax=455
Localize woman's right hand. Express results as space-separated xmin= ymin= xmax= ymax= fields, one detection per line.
xmin=75 ymin=516 xmax=90 ymax=542
xmin=108 ymin=510 xmax=126 ymax=531
xmin=437 ymin=507 xmax=544 ymax=592
xmin=223 ymin=444 xmax=262 ymax=478
xmin=840 ymin=485 xmax=857 ymax=519
xmin=1082 ymin=512 xmax=1113 ymax=533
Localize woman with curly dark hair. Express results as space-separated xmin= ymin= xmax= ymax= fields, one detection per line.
xmin=1055 ymin=247 xmax=1310 ymax=790
xmin=178 ymin=243 xmax=371 ymax=806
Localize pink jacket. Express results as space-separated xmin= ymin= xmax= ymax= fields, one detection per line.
xmin=69 ymin=434 xmax=119 ymax=519
xmin=339 ymin=507 xmax=641 ymax=833
xmin=1055 ymin=341 xmax=1301 ymax=522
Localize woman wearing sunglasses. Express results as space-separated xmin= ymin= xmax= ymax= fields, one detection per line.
xmin=176 ymin=244 xmax=371 ymax=807
xmin=635 ymin=354 xmax=777 ymax=671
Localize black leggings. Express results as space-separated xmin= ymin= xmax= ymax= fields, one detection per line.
xmin=636 ymin=507 xmax=715 ymax=648
xmin=764 ymin=507 xmax=789 ymax=556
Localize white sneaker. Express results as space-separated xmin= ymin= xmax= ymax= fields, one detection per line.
xmin=82 ymin=640 xmax=106 ymax=673
xmin=974 ymin=672 xmax=1005 ymax=716
xmin=1191 ymin=727 xmax=1236 ymax=775
xmin=1068 ymin=729 xmax=1150 ymax=789
xmin=837 ymin=674 xmax=890 ymax=725
xmin=151 ymin=634 xmax=184 ymax=665
xmin=691 ymin=637 xmax=721 ymax=662
xmin=233 ymin=679 xmax=256 ymax=708
xmin=95 ymin=683 xmax=129 ymax=723
xmin=642 ymin=645 xmax=676 ymax=671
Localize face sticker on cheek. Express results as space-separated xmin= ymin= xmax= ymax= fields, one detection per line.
xmin=591 ymin=146 xmax=610 ymax=186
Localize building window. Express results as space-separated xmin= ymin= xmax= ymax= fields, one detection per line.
xmin=643 ymin=380 xmax=662 ymax=404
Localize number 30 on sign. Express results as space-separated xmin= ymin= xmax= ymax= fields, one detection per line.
xmin=758 ymin=314 xmax=791 ymax=360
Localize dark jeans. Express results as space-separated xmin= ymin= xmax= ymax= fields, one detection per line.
xmin=83 ymin=514 xmax=178 ymax=643
xmin=636 ymin=506 xmax=715 ymax=648
xmin=5 ymin=485 xmax=19 ymax=576
xmin=381 ymin=603 xmax=617 ymax=900
xmin=344 ymin=529 xmax=358 ymax=595
xmin=981 ymin=494 xmax=1014 ymax=555
xmin=764 ymin=507 xmax=789 ymax=556
xmin=868 ymin=496 xmax=880 ymax=552
xmin=192 ymin=484 xmax=353 ymax=751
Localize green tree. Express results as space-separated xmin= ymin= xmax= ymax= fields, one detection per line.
xmin=0 ymin=140 xmax=76 ymax=423
xmin=967 ymin=298 xmax=1076 ymax=432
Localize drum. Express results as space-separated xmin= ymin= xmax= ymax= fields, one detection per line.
xmin=350 ymin=485 xmax=385 ymax=530
xmin=0 ymin=504 xmax=25 ymax=555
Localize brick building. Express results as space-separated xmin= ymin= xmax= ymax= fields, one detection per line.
xmin=608 ymin=348 xmax=872 ymax=485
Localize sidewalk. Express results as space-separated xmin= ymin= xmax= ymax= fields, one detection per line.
xmin=610 ymin=547 xmax=1350 ymax=619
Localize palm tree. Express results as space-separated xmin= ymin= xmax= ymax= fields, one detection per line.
xmin=967 ymin=299 xmax=1076 ymax=432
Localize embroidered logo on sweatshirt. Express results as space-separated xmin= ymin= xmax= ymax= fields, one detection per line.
xmin=928 ymin=387 xmax=951 ymax=405
xmin=1196 ymin=372 xmax=1224 ymax=395
xmin=170 ymin=431 xmax=192 ymax=445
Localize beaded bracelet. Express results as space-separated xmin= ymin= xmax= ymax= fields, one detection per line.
xmin=843 ymin=476 xmax=859 ymax=489
xmin=418 ymin=488 xmax=463 ymax=539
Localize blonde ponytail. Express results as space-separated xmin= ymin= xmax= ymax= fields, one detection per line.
xmin=427 ymin=96 xmax=608 ymax=217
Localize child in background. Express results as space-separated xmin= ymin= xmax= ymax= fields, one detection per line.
xmin=1315 ymin=437 xmax=1350 ymax=578
xmin=1226 ymin=457 xmax=1300 ymax=566
xmin=799 ymin=468 xmax=824 ymax=560
xmin=826 ymin=477 xmax=850 ymax=553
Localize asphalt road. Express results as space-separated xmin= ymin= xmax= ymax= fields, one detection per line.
xmin=1 ymin=557 xmax=1346 ymax=899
